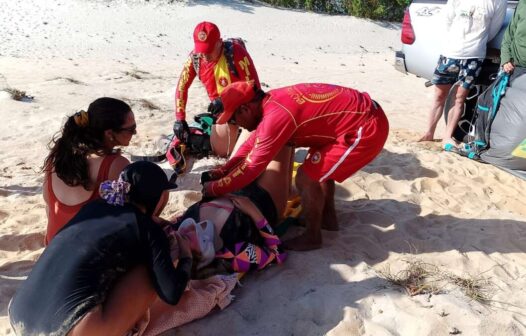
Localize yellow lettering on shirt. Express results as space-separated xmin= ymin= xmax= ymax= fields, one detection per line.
xmin=231 ymin=163 xmax=248 ymax=178
xmin=238 ymin=56 xmax=252 ymax=81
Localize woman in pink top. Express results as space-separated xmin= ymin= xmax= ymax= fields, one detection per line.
xmin=42 ymin=97 xmax=136 ymax=244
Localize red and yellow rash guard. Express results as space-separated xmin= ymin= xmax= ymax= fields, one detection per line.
xmin=175 ymin=43 xmax=261 ymax=121
xmin=208 ymin=83 xmax=377 ymax=196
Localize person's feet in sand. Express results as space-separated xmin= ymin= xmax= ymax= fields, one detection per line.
xmin=441 ymin=137 xmax=461 ymax=151
xmin=418 ymin=132 xmax=435 ymax=142
xmin=282 ymin=232 xmax=321 ymax=251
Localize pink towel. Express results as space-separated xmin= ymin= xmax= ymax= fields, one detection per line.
xmin=130 ymin=274 xmax=238 ymax=336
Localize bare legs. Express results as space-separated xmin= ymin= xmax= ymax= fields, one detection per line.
xmin=282 ymin=167 xmax=338 ymax=251
xmin=198 ymin=143 xmax=293 ymax=233
xmin=419 ymin=83 xmax=470 ymax=147
xmin=256 ymin=145 xmax=293 ymax=222
xmin=321 ymin=180 xmax=338 ymax=231
xmin=419 ymin=84 xmax=451 ymax=141
xmin=442 ymin=85 xmax=469 ymax=147
xmin=210 ymin=124 xmax=239 ymax=157
xmin=68 ymin=265 xmax=156 ymax=336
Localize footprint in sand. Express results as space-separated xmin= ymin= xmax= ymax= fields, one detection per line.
xmin=0 ymin=232 xmax=45 ymax=252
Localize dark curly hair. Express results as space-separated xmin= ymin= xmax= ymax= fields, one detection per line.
xmin=43 ymin=97 xmax=131 ymax=189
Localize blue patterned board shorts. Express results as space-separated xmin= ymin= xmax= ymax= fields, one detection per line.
xmin=431 ymin=55 xmax=484 ymax=89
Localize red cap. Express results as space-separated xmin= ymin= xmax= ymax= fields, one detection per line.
xmin=216 ymin=81 xmax=256 ymax=125
xmin=193 ymin=22 xmax=221 ymax=54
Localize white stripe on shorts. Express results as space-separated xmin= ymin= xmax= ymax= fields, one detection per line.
xmin=319 ymin=126 xmax=363 ymax=183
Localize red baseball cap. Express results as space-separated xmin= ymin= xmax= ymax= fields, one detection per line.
xmin=193 ymin=21 xmax=221 ymax=54
xmin=216 ymin=81 xmax=256 ymax=125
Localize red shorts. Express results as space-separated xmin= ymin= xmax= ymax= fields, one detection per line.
xmin=301 ymin=104 xmax=389 ymax=183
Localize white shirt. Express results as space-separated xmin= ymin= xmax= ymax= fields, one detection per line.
xmin=442 ymin=0 xmax=507 ymax=59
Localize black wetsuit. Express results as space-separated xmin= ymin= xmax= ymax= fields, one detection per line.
xmin=9 ymin=200 xmax=191 ymax=336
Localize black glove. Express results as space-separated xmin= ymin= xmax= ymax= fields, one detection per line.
xmin=207 ymin=98 xmax=224 ymax=118
xmin=173 ymin=120 xmax=190 ymax=143
xmin=200 ymin=169 xmax=223 ymax=185
xmin=200 ymin=171 xmax=214 ymax=185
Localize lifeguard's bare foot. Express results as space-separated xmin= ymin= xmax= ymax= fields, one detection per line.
xmin=282 ymin=233 xmax=321 ymax=251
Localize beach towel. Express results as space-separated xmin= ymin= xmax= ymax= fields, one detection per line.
xmin=130 ymin=274 xmax=238 ymax=336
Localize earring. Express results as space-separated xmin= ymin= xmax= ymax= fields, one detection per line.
xmin=110 ymin=136 xmax=115 ymax=142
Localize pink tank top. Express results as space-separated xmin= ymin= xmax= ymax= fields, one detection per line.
xmin=45 ymin=155 xmax=118 ymax=244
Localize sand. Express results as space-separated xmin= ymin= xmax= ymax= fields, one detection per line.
xmin=1 ymin=0 xmax=526 ymax=335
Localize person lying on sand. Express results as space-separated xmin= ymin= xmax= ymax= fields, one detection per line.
xmin=9 ymin=161 xmax=191 ymax=336
xmin=201 ymin=81 xmax=389 ymax=251
xmin=42 ymin=97 xmax=135 ymax=244
xmin=170 ymin=145 xmax=293 ymax=274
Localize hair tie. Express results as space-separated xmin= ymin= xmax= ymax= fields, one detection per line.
xmin=99 ymin=177 xmax=131 ymax=206
xmin=73 ymin=110 xmax=89 ymax=128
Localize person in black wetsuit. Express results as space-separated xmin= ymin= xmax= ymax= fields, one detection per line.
xmin=9 ymin=161 xmax=191 ymax=336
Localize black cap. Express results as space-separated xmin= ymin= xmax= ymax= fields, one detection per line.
xmin=121 ymin=161 xmax=177 ymax=214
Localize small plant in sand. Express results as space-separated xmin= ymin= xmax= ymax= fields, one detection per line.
xmin=124 ymin=69 xmax=150 ymax=80
xmin=446 ymin=273 xmax=493 ymax=303
xmin=50 ymin=77 xmax=86 ymax=85
xmin=1 ymin=74 xmax=33 ymax=101
xmin=121 ymin=97 xmax=160 ymax=111
xmin=378 ymin=258 xmax=494 ymax=304
xmin=379 ymin=259 xmax=442 ymax=296
xmin=5 ymin=88 xmax=34 ymax=102
xmin=138 ymin=99 xmax=160 ymax=110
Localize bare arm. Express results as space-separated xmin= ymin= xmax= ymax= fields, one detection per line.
xmin=108 ymin=155 xmax=131 ymax=180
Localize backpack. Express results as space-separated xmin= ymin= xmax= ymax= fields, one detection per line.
xmin=191 ymin=38 xmax=247 ymax=80
xmin=165 ymin=114 xmax=215 ymax=174
xmin=450 ymin=73 xmax=510 ymax=160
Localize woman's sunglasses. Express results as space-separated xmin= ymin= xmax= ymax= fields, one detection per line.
xmin=117 ymin=124 xmax=137 ymax=134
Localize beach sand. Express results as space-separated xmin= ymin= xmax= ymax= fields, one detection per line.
xmin=1 ymin=1 xmax=526 ymax=335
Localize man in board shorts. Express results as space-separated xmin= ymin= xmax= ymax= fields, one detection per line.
xmin=419 ymin=0 xmax=506 ymax=147
xmin=201 ymin=81 xmax=389 ymax=251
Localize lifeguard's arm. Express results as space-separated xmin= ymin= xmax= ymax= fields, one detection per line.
xmin=175 ymin=55 xmax=198 ymax=121
xmin=143 ymin=222 xmax=192 ymax=305
xmin=208 ymin=107 xmax=296 ymax=196
xmin=500 ymin=5 xmax=519 ymax=66
xmin=218 ymin=131 xmax=258 ymax=174
xmin=233 ymin=44 xmax=261 ymax=88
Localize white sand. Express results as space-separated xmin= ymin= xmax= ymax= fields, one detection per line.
xmin=1 ymin=1 xmax=526 ymax=335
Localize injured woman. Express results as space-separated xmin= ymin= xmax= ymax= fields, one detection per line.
xmin=167 ymin=145 xmax=293 ymax=274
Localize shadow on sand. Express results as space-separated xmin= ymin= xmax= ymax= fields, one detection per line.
xmin=172 ymin=197 xmax=525 ymax=335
